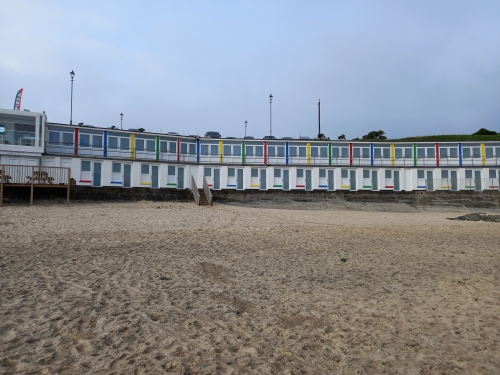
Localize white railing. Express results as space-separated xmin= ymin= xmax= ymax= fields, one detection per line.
xmin=191 ymin=175 xmax=200 ymax=205
xmin=0 ymin=165 xmax=70 ymax=186
xmin=203 ymin=176 xmax=213 ymax=206
xmin=423 ymin=178 xmax=500 ymax=191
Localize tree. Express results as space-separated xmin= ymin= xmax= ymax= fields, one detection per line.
xmin=338 ymin=134 xmax=346 ymax=141
xmin=315 ymin=133 xmax=330 ymax=140
xmin=110 ymin=125 xmax=116 ymax=129
xmin=473 ymin=128 xmax=497 ymax=135
xmin=138 ymin=128 xmax=145 ymax=132
xmin=362 ymin=130 xmax=387 ymax=140
xmin=78 ymin=122 xmax=84 ymax=126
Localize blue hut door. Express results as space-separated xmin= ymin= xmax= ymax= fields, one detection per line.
xmin=237 ymin=168 xmax=244 ymax=190
xmin=177 ymin=167 xmax=184 ymax=189
xmin=305 ymin=170 xmax=312 ymax=190
xmin=283 ymin=170 xmax=290 ymax=190
xmin=327 ymin=169 xmax=334 ymax=190
xmin=259 ymin=169 xmax=266 ymax=190
xmin=92 ymin=162 xmax=101 ymax=187
xmin=214 ymin=168 xmax=220 ymax=190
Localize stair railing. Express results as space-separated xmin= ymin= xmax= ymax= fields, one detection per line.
xmin=203 ymin=176 xmax=213 ymax=206
xmin=191 ymin=176 xmax=200 ymax=205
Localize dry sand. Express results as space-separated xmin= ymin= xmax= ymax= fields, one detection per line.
xmin=0 ymin=201 xmax=499 ymax=375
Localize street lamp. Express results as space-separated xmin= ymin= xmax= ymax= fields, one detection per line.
xmin=70 ymin=70 xmax=75 ymax=125
xmin=269 ymin=94 xmax=273 ymax=137
xmin=120 ymin=113 xmax=123 ymax=130
xmin=244 ymin=120 xmax=248 ymax=137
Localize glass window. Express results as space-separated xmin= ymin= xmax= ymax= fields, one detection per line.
xmin=374 ymin=148 xmax=381 ymax=158
xmin=289 ymin=147 xmax=297 ymax=157
xmin=395 ymin=148 xmax=403 ymax=158
xmin=180 ymin=143 xmax=187 ymax=154
xmin=383 ymin=148 xmax=390 ymax=158
xmin=450 ymin=148 xmax=458 ymax=158
xmin=49 ymin=131 xmax=59 ymax=144
xmin=489 ymin=169 xmax=496 ymax=178
xmin=255 ymin=146 xmax=263 ymax=157
xmin=440 ymin=148 xmax=448 ymax=158
xmin=80 ymin=134 xmax=90 ymax=147
xmin=141 ymin=164 xmax=149 ymax=174
xmin=441 ymin=170 xmax=449 ymax=178
xmin=362 ymin=148 xmax=369 ymax=158
xmin=168 ymin=166 xmax=176 ymax=175
xmin=311 ymin=147 xmax=319 ymax=157
xmin=331 ymin=148 xmax=339 ymax=157
xmin=112 ymin=163 xmax=121 ymax=173
xmin=417 ymin=148 xmax=425 ymax=158
xmin=223 ymin=145 xmax=231 ymax=156
xmin=204 ymin=167 xmax=211 ymax=176
xmin=109 ymin=136 xmax=118 ymax=149
xmin=274 ymin=168 xmax=281 ymax=177
xmin=93 ymin=135 xmax=102 ymax=148
xmin=136 ymin=139 xmax=145 ymax=151
xmin=81 ymin=160 xmax=91 ymax=171
xmin=341 ymin=148 xmax=349 ymax=158
xmin=485 ymin=147 xmax=493 ymax=157
xmin=189 ymin=144 xmax=196 ymax=155
xmin=417 ymin=170 xmax=424 ymax=179
xmin=147 ymin=140 xmax=155 ymax=152
xmin=465 ymin=170 xmax=472 ymax=179
xmin=495 ymin=147 xmax=500 ymax=157
xmin=385 ymin=170 xmax=392 ymax=178
xmin=341 ymin=169 xmax=348 ymax=178
xmin=299 ymin=147 xmax=306 ymax=157
xmin=201 ymin=145 xmax=209 ymax=155
xmin=353 ymin=148 xmax=360 ymax=158
xmin=251 ymin=168 xmax=258 ymax=177
xmin=268 ymin=146 xmax=276 ymax=157
xmin=319 ymin=169 xmax=326 ymax=178
xmin=405 ymin=148 xmax=412 ymax=158
xmin=63 ymin=132 xmax=73 ymax=145
xmin=246 ymin=146 xmax=254 ymax=156
xmin=320 ymin=147 xmax=328 ymax=157
xmin=463 ymin=148 xmax=470 ymax=158
xmin=233 ymin=145 xmax=241 ymax=156
xmin=120 ymin=138 xmax=129 ymax=150
xmin=363 ymin=170 xmax=370 ymax=178
xmin=210 ymin=145 xmax=218 ymax=155
xmin=297 ymin=169 xmax=304 ymax=178
xmin=160 ymin=141 xmax=168 ymax=152
xmin=228 ymin=168 xmax=235 ymax=177
xmin=170 ymin=142 xmax=177 ymax=153
xmin=427 ymin=148 xmax=435 ymax=158
xmin=472 ymin=148 xmax=480 ymax=158
xmin=278 ymin=146 xmax=285 ymax=157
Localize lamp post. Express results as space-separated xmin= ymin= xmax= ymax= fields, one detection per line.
xmin=244 ymin=120 xmax=248 ymax=137
xmin=318 ymin=99 xmax=321 ymax=139
xmin=120 ymin=113 xmax=123 ymax=130
xmin=70 ymin=70 xmax=75 ymax=125
xmin=269 ymin=94 xmax=273 ymax=138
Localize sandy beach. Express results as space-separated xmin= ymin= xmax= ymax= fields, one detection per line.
xmin=0 ymin=201 xmax=499 ymax=374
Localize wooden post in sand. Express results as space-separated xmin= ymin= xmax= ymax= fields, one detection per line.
xmin=0 ymin=167 xmax=4 ymax=206
xmin=30 ymin=166 xmax=34 ymax=206
xmin=66 ymin=168 xmax=71 ymax=205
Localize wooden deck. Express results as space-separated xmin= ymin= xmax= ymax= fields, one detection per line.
xmin=0 ymin=165 xmax=71 ymax=205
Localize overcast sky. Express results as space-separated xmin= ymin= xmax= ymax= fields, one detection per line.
xmin=1 ymin=1 xmax=499 ymax=139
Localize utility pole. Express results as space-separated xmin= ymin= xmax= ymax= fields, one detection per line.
xmin=318 ymin=99 xmax=321 ymax=139
xmin=269 ymin=94 xmax=273 ymax=137
xmin=245 ymin=120 xmax=247 ymax=137
xmin=70 ymin=70 xmax=75 ymax=125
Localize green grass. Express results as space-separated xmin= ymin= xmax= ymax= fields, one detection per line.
xmin=353 ymin=134 xmax=500 ymax=143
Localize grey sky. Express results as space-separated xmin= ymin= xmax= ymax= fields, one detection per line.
xmin=1 ymin=1 xmax=499 ymax=139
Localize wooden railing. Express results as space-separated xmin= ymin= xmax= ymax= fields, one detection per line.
xmin=0 ymin=164 xmax=71 ymax=205
xmin=203 ymin=176 xmax=213 ymax=206
xmin=191 ymin=176 xmax=200 ymax=205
